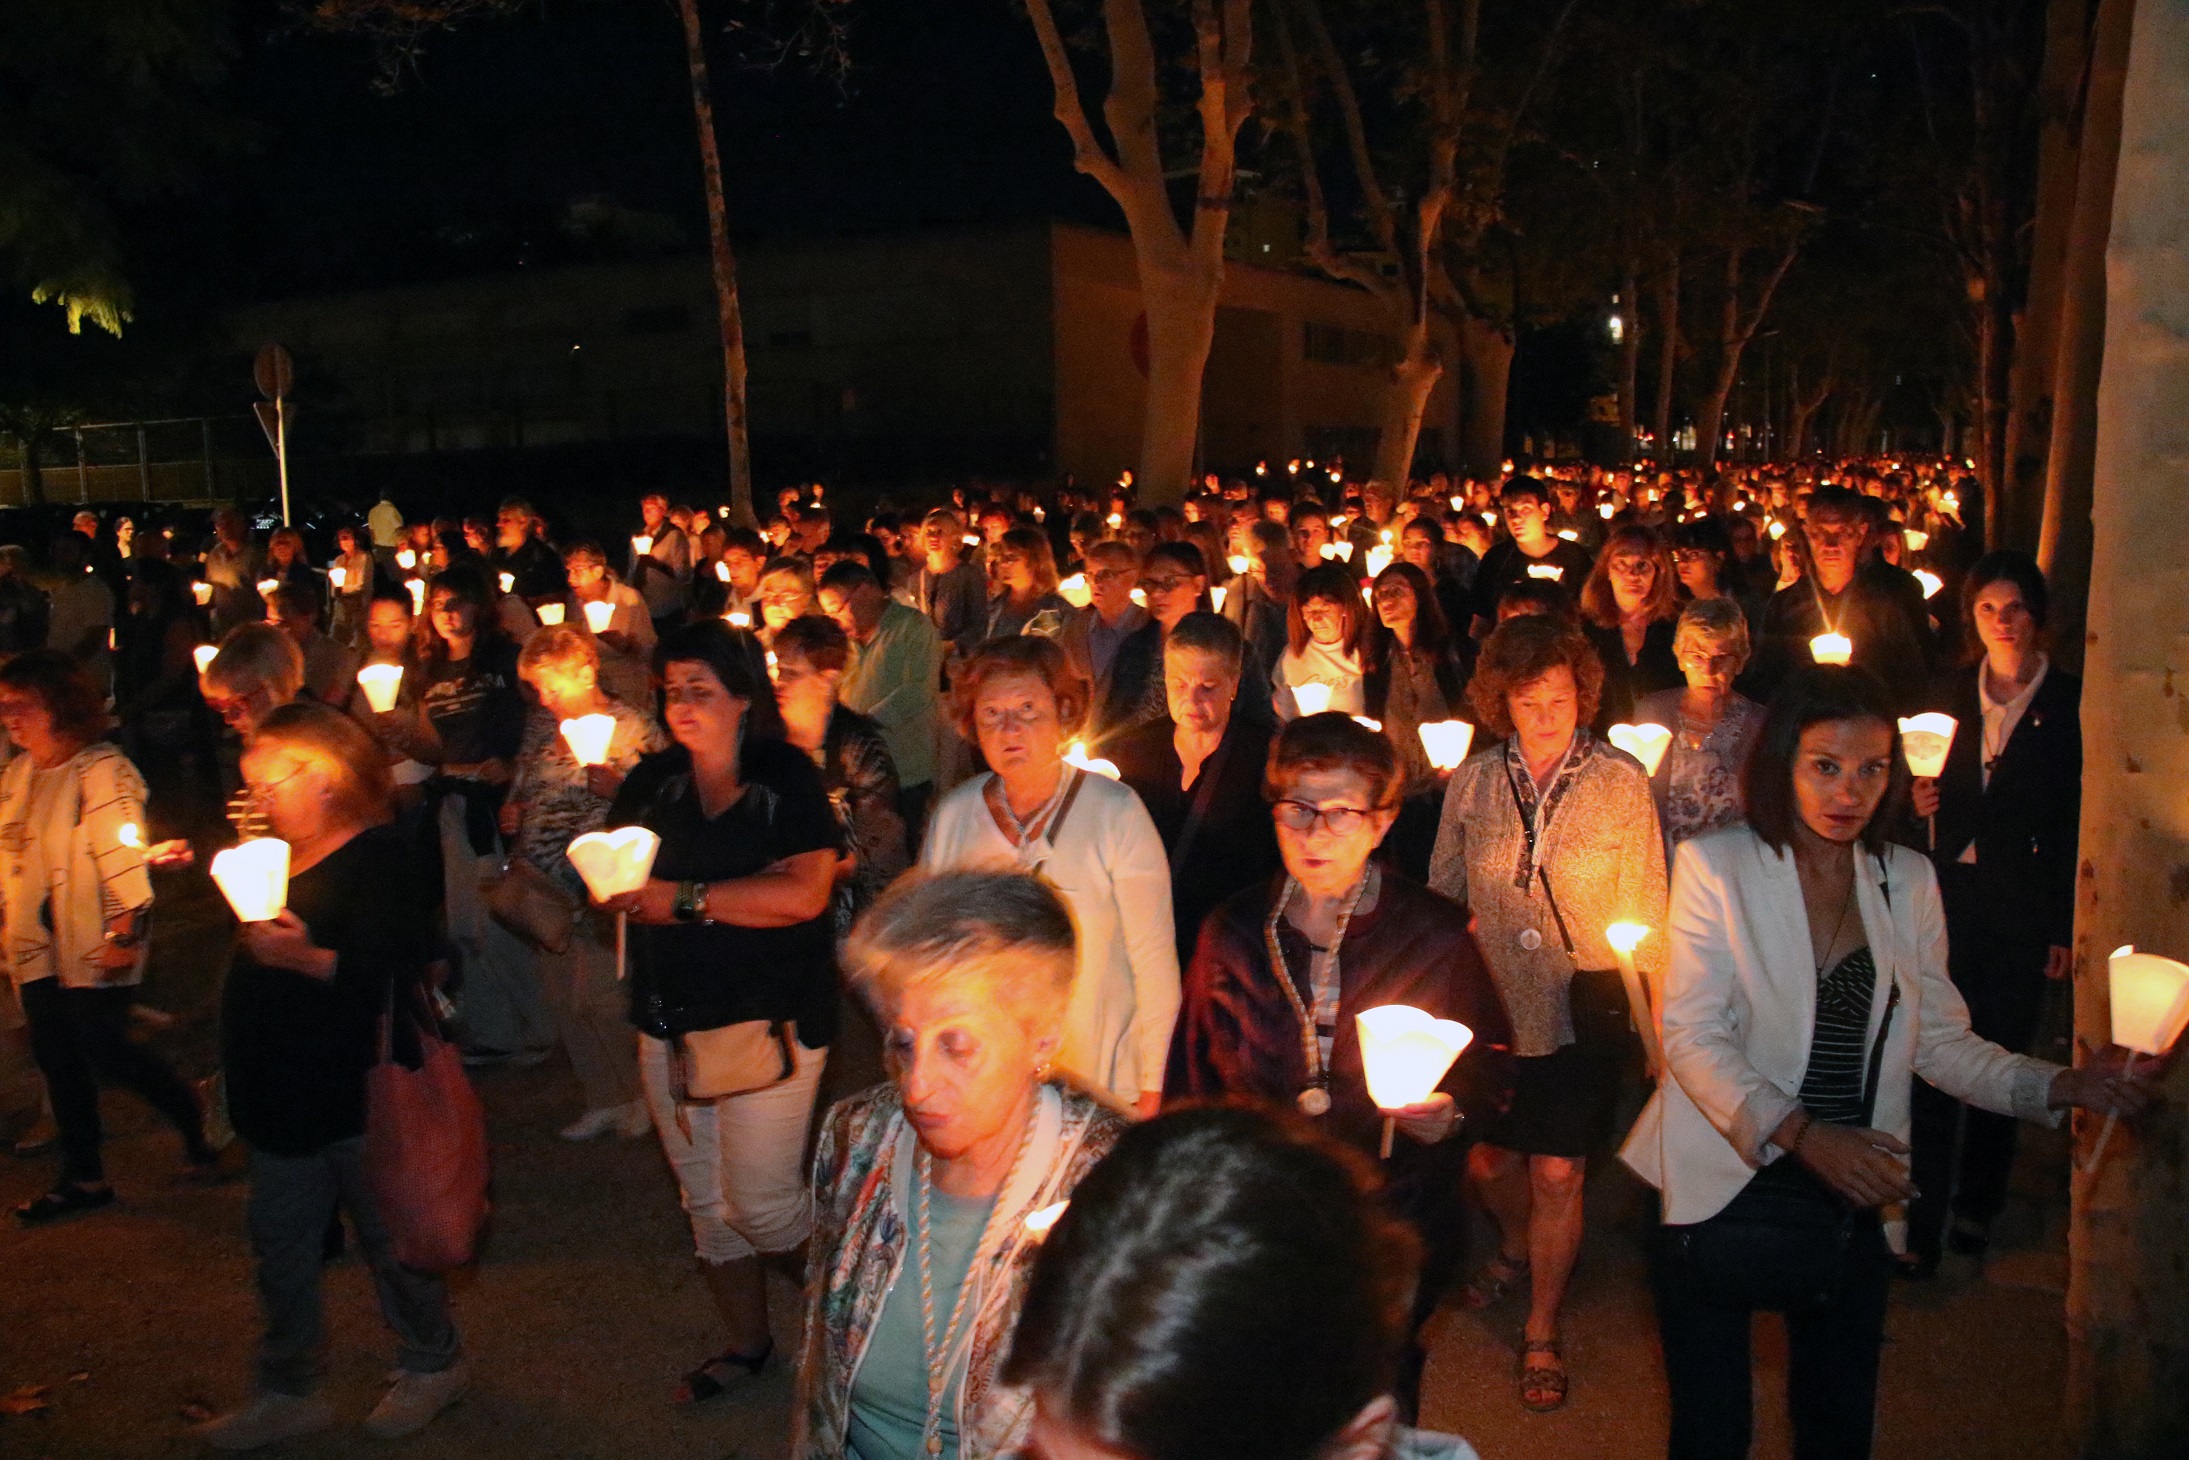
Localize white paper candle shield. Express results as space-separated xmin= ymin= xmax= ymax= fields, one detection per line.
xmin=1056 ymin=574 xmax=1092 ymax=608
xmin=1228 ymin=554 xmax=1250 ymax=576
xmin=193 ymin=644 xmax=219 ymax=674
xmin=1809 ymin=632 xmax=1853 ymax=666
xmin=1913 ymin=569 xmax=1944 ymax=600
xmin=1897 ymin=713 xmax=1958 ymax=779
xmin=356 ymin=664 xmax=404 ymax=714
xmin=583 ymin=600 xmax=616 ymax=635
xmin=498 ymin=571 xmax=515 ymax=594
xmin=211 ymin=839 xmax=291 ymax=923
xmin=1365 ymin=545 xmax=1394 ymax=579
xmin=560 ymin=713 xmax=616 ymax=767
xmin=2106 ymin=947 xmax=2189 ymax=1055
xmin=1608 ymin=723 xmax=1674 ymax=777
xmin=1903 ymin=529 xmax=1929 ymax=553
xmin=1210 ymin=585 xmax=1228 ymax=614
xmin=632 ymin=535 xmax=654 ymax=557
xmin=1526 ymin=563 xmax=1565 ymax=582
xmin=726 ymin=610 xmax=751 ymax=629
xmin=1355 ymin=1006 xmax=1473 ymax=1110
xmin=536 ymin=602 xmax=567 ymax=626
xmin=193 ymin=581 xmax=214 ymax=606
xmin=1063 ymin=742 xmax=1121 ymax=780
xmin=257 ymin=578 xmax=279 ymax=598
xmin=566 ymin=827 xmax=662 ymax=902
xmin=396 ymin=548 xmax=417 ymax=571
xmin=406 ymin=579 xmax=427 ymax=615
xmin=1292 ymin=683 xmax=1334 ymax=717
xmin=1418 ymin=720 xmax=1475 ymax=771
xmin=715 ymin=560 xmax=732 ymax=583
xmin=329 ymin=566 xmax=348 ymax=591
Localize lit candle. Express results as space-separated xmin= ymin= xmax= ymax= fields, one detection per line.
xmin=1228 ymin=554 xmax=1250 ymax=576
xmin=1903 ymin=529 xmax=1929 ymax=553
xmin=1057 ymin=573 xmax=1092 ymax=609
xmin=1450 ymin=495 xmax=1466 ymax=512
xmin=559 ymin=713 xmax=616 ymax=767
xmin=632 ymin=534 xmax=654 ymax=558
xmin=1768 ymin=519 xmax=1787 ymax=541
xmin=193 ymin=644 xmax=219 ymax=674
xmin=1292 ymin=683 xmax=1334 ymax=717
xmin=1605 ymin=923 xmax=1664 ymax=1075
xmin=1130 ymin=587 xmax=1147 ymax=607
xmin=1106 ymin=513 xmax=1123 ymax=529
xmin=726 ymin=609 xmax=752 ymax=629
xmin=257 ymin=578 xmax=279 ymax=598
xmin=535 ymin=602 xmax=567 ymax=626
xmin=329 ymin=565 xmax=348 ymax=591
xmin=118 ymin=822 xmax=142 ymax=849
xmin=1897 ymin=713 xmax=1957 ymax=779
xmin=1913 ymin=569 xmax=1944 ymax=600
xmin=2087 ymin=946 xmax=2189 ymax=1171
xmin=406 ymin=579 xmax=427 ymax=615
xmin=1418 ymin=720 xmax=1475 ymax=771
xmin=1525 ymin=563 xmax=1565 ymax=582
xmin=1557 ymin=528 xmax=1580 ymax=541
xmin=1364 ymin=545 xmax=1394 ymax=579
xmin=1210 ymin=584 xmax=1228 ymax=614
xmin=210 ymin=838 xmax=291 ymax=923
xmin=193 ymin=581 xmax=214 ymax=606
xmin=1809 ymin=632 xmax=1853 ymax=666
xmin=498 ymin=571 xmax=515 ymax=594
xmin=566 ymin=825 xmax=663 ymax=979
xmin=1062 ymin=741 xmax=1121 ymax=780
xmin=1024 ymin=1200 xmax=1069 ymax=1238
xmin=583 ymin=600 xmax=616 ymax=635
xmin=1351 ymin=716 xmax=1382 ymax=733
xmin=396 ymin=548 xmax=417 ymax=571
xmin=1607 ymin=723 xmax=1674 ymax=777
xmin=356 ymin=663 xmax=404 ymax=714
xmin=715 ymin=560 xmax=731 ymax=583
xmin=1599 ymin=501 xmax=1616 ymax=519
xmin=1355 ymin=1005 xmax=1473 ymax=1157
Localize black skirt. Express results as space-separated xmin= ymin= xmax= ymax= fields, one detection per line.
xmin=1483 ymin=968 xmax=1634 ymax=1157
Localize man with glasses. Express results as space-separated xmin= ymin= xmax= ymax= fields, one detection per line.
xmin=1752 ymin=485 xmax=1934 ymax=708
xmin=1093 ymin=541 xmax=1210 ymax=738
xmin=1059 ymin=539 xmax=1147 ymax=713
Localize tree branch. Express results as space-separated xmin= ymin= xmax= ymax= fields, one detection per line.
xmin=1019 ymin=0 xmax=1130 ymax=198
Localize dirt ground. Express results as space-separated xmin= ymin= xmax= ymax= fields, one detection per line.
xmin=0 ymin=865 xmax=2083 ymax=1460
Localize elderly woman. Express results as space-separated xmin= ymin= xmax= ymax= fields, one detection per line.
xmin=194 ymin=704 xmax=466 ymax=1449
xmin=1579 ymin=524 xmax=1683 ymax=732
xmin=1632 ymin=597 xmax=1766 ymax=852
xmin=1174 ymin=714 xmax=1513 ymax=1418
xmin=501 ymin=624 xmax=666 ymax=1141
xmin=1 ymin=652 xmax=212 ymax=1223
xmin=794 ymin=870 xmax=1128 ymax=1460
xmin=1622 ymin=667 xmax=2157 ymax=1460
xmin=984 ymin=525 xmax=1071 ymax=639
xmin=921 ymin=636 xmax=1179 ymax=1118
xmin=600 ymin=620 xmax=840 ymax=1403
xmin=1427 ymin=615 xmax=1667 ymax=1412
xmin=1008 ymin=1106 xmax=1484 ymax=1460
xmin=1273 ymin=563 xmax=1369 ymax=723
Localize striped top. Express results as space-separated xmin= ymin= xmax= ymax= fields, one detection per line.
xmin=1798 ymin=946 xmax=1876 ymax=1124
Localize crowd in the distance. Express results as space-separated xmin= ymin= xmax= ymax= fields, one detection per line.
xmin=0 ymin=458 xmax=2164 ymax=1460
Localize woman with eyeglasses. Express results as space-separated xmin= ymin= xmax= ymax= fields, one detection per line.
xmin=1631 ymin=597 xmax=1766 ymax=854
xmin=1273 ymin=563 xmax=1368 ymax=723
xmin=1427 ymin=614 xmax=1667 ymax=1414
xmin=921 ymin=636 xmax=1179 ymax=1119
xmin=1093 ymin=542 xmax=1212 ymax=739
xmin=1173 ymin=713 xmax=1512 ymax=1419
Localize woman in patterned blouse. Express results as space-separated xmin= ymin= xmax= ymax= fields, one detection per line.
xmin=1632 ymin=597 xmax=1766 ymax=855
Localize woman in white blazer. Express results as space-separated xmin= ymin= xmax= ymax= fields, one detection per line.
xmin=1620 ymin=666 xmax=2155 ymax=1460
xmin=920 ymin=635 xmax=1179 ymax=1117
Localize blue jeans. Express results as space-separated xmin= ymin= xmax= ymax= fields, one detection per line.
xmin=246 ymin=1137 xmax=460 ymax=1396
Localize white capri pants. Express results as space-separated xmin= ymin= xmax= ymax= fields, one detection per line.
xmin=639 ymin=1033 xmax=828 ymax=1264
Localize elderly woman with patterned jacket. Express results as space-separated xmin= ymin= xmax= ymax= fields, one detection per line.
xmin=1427 ymin=614 xmax=1668 ymax=1413
xmin=794 ymin=870 xmax=1127 ymax=1460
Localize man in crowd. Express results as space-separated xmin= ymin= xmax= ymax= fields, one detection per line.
xmin=1467 ymin=476 xmax=1597 ymax=637
xmin=906 ymin=507 xmax=988 ymax=659
xmin=629 ymin=492 xmax=693 ymax=630
xmin=1752 ymin=484 xmax=1934 ymax=708
xmin=818 ymin=560 xmax=944 ymax=845
xmin=202 ymin=509 xmax=265 ymax=637
xmin=492 ymin=498 xmax=566 ymax=602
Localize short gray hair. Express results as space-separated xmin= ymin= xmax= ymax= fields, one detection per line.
xmin=1674 ymin=596 xmax=1751 ymax=667
xmin=844 ymin=870 xmax=1077 ymax=1042
xmin=1164 ymin=611 xmax=1244 ymax=676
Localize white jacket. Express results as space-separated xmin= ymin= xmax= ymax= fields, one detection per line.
xmin=1620 ymin=823 xmax=2061 ymax=1225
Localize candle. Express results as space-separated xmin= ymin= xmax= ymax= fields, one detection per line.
xmin=1903 ymin=529 xmax=1929 ymax=553
xmin=1768 ymin=519 xmax=1787 ymax=540
xmin=1607 ymin=723 xmax=1674 ymax=777
xmin=1605 ymin=923 xmax=1664 ymax=1075
xmin=766 ymin=650 xmax=779 ymax=681
xmin=356 ymin=663 xmax=404 ymax=714
xmin=1450 ymin=495 xmax=1466 ymax=512
xmin=210 ymin=838 xmax=291 ymax=923
xmin=498 ymin=571 xmax=515 ymax=594
xmin=1210 ymin=585 xmax=1228 ymax=614
xmin=964 ymin=533 xmax=982 ymax=547
xmin=1351 ymin=716 xmax=1382 ymax=733
xmin=1023 ymin=1200 xmax=1070 ymax=1238
xmin=1057 ymin=573 xmax=1092 ymax=608
xmin=1106 ymin=513 xmax=1123 ymax=529
xmin=1913 ymin=569 xmax=1944 ymax=600
xmin=565 ymin=826 xmax=662 ymax=902
xmin=1228 ymin=554 xmax=1250 ymax=576
xmin=1292 ymin=683 xmax=1334 ymax=717
xmin=1525 ymin=563 xmax=1565 ymax=582
xmin=118 ymin=822 xmax=142 ymax=849
xmin=559 ymin=713 xmax=616 ymax=767
xmin=396 ymin=548 xmax=417 ymax=571
xmin=1063 ymin=741 xmax=1121 ymax=780
xmin=329 ymin=565 xmax=348 ymax=591
xmin=632 ymin=534 xmax=654 ymax=557
xmin=583 ymin=600 xmax=615 ymax=635
xmin=715 ymin=560 xmax=731 ymax=583
xmin=726 ymin=609 xmax=751 ymax=629
xmin=1364 ymin=545 xmax=1394 ymax=579
xmin=193 ymin=581 xmax=214 ymax=606
xmin=2087 ymin=946 xmax=2189 ymax=1171
xmin=406 ymin=579 xmax=427 ymax=615
xmin=1130 ymin=587 xmax=1147 ymax=607
xmin=257 ymin=578 xmax=279 ymax=598
xmin=1355 ymin=1005 xmax=1473 ymax=1157
xmin=535 ymin=602 xmax=566 ymax=626
xmin=1897 ymin=713 xmax=1957 ymax=779
xmin=1809 ymin=632 xmax=1853 ymax=666
xmin=193 ymin=644 xmax=219 ymax=674
xmin=1418 ymin=720 xmax=1475 ymax=771
xmin=1557 ymin=528 xmax=1580 ymax=541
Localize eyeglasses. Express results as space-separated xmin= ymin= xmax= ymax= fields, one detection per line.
xmin=244 ymin=762 xmax=305 ymax=804
xmin=1090 ymin=567 xmax=1136 ymax=584
xmin=1272 ymin=800 xmax=1373 ymax=835
xmin=1139 ymin=575 xmax=1194 ymax=595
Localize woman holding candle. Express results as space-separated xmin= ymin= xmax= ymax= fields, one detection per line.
xmin=501 ymin=624 xmax=666 ymax=1141
xmin=1173 ymin=713 xmax=1513 ymax=1418
xmin=346 ymin=583 xmax=438 ymax=809
xmin=1631 ymin=598 xmax=1766 ymax=853
xmin=1902 ymin=552 xmax=2083 ymax=1274
xmin=195 ymin=703 xmax=468 ymax=1449
xmin=793 ymin=870 xmax=1128 ymax=1460
xmin=1363 ymin=562 xmax=1471 ymax=882
xmin=1427 ymin=614 xmax=1667 ymax=1412
xmin=327 ymin=525 xmax=375 ymax=647
xmin=1621 ymin=666 xmax=2155 ymax=1460
xmin=561 ymin=540 xmax=655 ymax=707
xmin=598 ymin=620 xmax=842 ymax=1403
xmin=1579 ymin=524 xmax=1683 ymax=733
xmin=921 ymin=636 xmax=1179 ymax=1117
xmin=1273 ymin=563 xmax=1368 ymax=723
xmin=0 ymin=651 xmax=214 ymax=1224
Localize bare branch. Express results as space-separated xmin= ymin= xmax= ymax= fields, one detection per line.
xmin=1020 ymin=0 xmax=1130 ymax=197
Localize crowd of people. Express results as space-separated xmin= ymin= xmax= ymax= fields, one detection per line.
xmin=0 ymin=458 xmax=2165 ymax=1460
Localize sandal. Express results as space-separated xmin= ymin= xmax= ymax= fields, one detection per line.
xmin=15 ymin=1184 xmax=116 ymax=1226
xmin=1518 ymin=1338 xmax=1568 ymax=1413
xmin=1461 ymin=1253 xmax=1530 ymax=1311
xmin=674 ymin=1338 xmax=772 ymax=1404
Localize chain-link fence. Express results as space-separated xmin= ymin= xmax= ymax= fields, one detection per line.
xmin=0 ymin=417 xmax=277 ymax=508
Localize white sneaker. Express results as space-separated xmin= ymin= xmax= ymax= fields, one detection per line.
xmin=560 ymin=1101 xmax=649 ymax=1141
xmin=361 ymin=1358 xmax=470 ymax=1440
xmin=192 ymin=1390 xmax=336 ymax=1451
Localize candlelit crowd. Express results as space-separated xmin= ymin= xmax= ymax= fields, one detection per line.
xmin=0 ymin=460 xmax=2164 ymax=1460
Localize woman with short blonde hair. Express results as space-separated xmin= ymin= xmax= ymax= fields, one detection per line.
xmin=1631 ymin=596 xmax=1765 ymax=854
xmin=795 ymin=871 xmax=1127 ymax=1460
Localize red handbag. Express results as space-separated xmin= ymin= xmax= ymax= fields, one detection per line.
xmin=365 ymin=974 xmax=491 ymax=1272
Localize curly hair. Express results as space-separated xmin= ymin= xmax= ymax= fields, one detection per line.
xmin=948 ymin=634 xmax=1091 ymax=742
xmin=1466 ymin=615 xmax=1605 ymax=738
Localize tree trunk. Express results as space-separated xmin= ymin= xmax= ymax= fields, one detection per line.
xmin=2040 ymin=0 xmax=2135 ymax=674
xmin=2003 ymin=0 xmax=2098 ymax=550
xmin=1786 ymin=370 xmax=1832 ymax=461
xmin=1651 ymin=255 xmax=1680 ymax=458
xmin=1456 ymin=312 xmax=1513 ymax=478
xmin=1136 ymin=254 xmax=1224 ymax=500
xmin=18 ymin=432 xmax=46 ymax=508
xmin=1973 ymin=263 xmax=2016 ymax=549
xmin=1695 ymin=243 xmax=1798 ymax=475
xmin=1370 ymin=323 xmax=1443 ymax=489
xmin=678 ymin=0 xmax=755 ymax=527
xmin=2067 ymin=10 xmax=2188 ymax=1453
xmin=1618 ymin=258 xmax=1642 ymax=462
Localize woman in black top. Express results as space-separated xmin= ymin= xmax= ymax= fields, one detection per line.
xmin=1363 ymin=561 xmax=1471 ymax=882
xmin=1578 ymin=525 xmax=1683 ymax=732
xmin=196 ymin=704 xmax=466 ymax=1450
xmin=600 ymin=621 xmax=841 ymax=1403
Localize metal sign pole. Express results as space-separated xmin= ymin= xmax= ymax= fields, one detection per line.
xmin=275 ymin=394 xmax=292 ymax=527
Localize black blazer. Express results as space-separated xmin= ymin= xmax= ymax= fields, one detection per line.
xmin=1926 ymin=663 xmax=2081 ymax=950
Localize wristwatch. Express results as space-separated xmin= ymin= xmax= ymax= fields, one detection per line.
xmin=672 ymin=879 xmax=706 ymax=924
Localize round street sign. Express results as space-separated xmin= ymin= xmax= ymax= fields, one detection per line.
xmin=253 ymin=342 xmax=295 ymax=401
